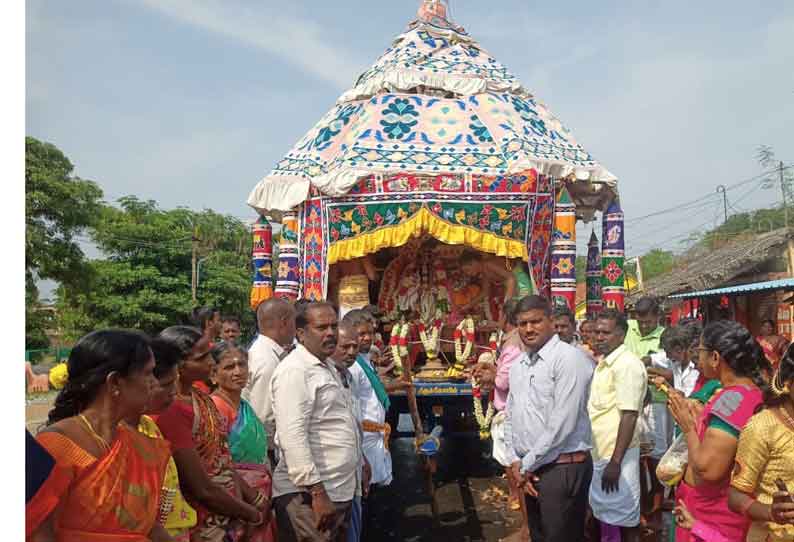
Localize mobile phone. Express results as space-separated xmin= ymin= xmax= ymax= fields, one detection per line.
xmin=774 ymin=478 xmax=794 ymax=504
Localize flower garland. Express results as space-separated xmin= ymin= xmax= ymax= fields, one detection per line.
xmin=447 ymin=316 xmax=475 ymax=379
xmin=488 ymin=332 xmax=498 ymax=354
xmin=472 ymin=351 xmax=496 ymax=440
xmin=388 ymin=321 xmax=409 ymax=377
xmin=472 ymin=390 xmax=496 ymax=440
xmin=418 ymin=318 xmax=441 ymax=359
xmin=454 ymin=317 xmax=475 ymax=363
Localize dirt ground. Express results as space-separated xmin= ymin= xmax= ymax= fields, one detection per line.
xmin=26 ymin=391 xmax=57 ymax=434
xmin=365 ymin=436 xmax=523 ymax=542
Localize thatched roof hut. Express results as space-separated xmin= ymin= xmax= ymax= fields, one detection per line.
xmin=628 ymin=227 xmax=793 ymax=305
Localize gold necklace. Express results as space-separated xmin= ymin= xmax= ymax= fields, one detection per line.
xmin=78 ymin=413 xmax=111 ymax=453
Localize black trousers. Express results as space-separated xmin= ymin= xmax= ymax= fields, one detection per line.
xmin=524 ymin=456 xmax=594 ymax=542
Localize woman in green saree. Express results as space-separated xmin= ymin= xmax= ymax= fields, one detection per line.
xmin=210 ymin=341 xmax=276 ymax=542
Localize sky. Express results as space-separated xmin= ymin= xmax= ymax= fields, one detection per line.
xmin=27 ymin=0 xmax=794 ymax=281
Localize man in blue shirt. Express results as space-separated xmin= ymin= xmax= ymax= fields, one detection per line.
xmin=504 ymin=295 xmax=595 ymax=542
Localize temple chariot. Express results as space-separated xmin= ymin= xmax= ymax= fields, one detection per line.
xmin=246 ymin=0 xmax=625 ymax=442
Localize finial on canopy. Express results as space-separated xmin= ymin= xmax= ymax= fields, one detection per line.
xmin=418 ymin=0 xmax=449 ymax=22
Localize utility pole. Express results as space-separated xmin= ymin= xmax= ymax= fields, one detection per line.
xmin=716 ymin=184 xmax=728 ymax=223
xmin=781 ymin=161 xmax=789 ymax=229
xmin=191 ymin=226 xmax=199 ymax=303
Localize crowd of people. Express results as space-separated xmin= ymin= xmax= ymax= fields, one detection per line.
xmin=475 ymin=296 xmax=794 ymax=542
xmin=23 ymin=293 xmax=794 ymax=542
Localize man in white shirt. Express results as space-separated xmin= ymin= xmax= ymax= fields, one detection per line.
xmin=330 ymin=321 xmax=371 ymax=542
xmin=271 ymin=302 xmax=362 ymax=542
xmin=650 ymin=325 xmax=701 ymax=397
xmin=343 ymin=310 xmax=411 ymax=490
xmin=243 ymin=298 xmax=296 ymax=464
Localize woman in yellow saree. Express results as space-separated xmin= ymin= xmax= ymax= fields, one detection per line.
xmin=27 ymin=329 xmax=172 ymax=542
xmin=729 ymin=346 xmax=794 ymax=541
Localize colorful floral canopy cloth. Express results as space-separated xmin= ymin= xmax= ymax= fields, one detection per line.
xmin=550 ymin=185 xmax=576 ymax=310
xmin=337 ymin=13 xmax=526 ymax=103
xmin=249 ymin=216 xmax=274 ymax=310
xmin=249 ymin=93 xmax=615 ymax=214
xmin=586 ymin=230 xmax=603 ymax=316
xmin=246 ymin=3 xmax=616 ymax=216
xmin=601 ymin=199 xmax=625 ymax=311
xmin=301 ymin=170 xmax=554 ymax=299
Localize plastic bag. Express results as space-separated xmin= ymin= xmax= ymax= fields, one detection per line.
xmin=656 ymin=433 xmax=688 ymax=487
xmin=637 ymin=411 xmax=656 ymax=457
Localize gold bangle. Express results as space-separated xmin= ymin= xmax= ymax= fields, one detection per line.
xmin=253 ymin=491 xmax=267 ymax=508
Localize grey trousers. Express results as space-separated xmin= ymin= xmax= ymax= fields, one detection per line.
xmin=274 ymin=492 xmax=352 ymax=542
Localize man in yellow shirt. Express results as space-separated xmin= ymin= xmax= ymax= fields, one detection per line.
xmin=588 ymin=309 xmax=647 ymax=542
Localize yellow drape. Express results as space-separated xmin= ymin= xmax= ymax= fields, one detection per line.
xmin=327 ymin=207 xmax=528 ymax=264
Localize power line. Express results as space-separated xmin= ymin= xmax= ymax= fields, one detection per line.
xmin=624 ymin=163 xmax=794 ymax=226
xmin=75 ymin=233 xmax=193 ymax=250
xmin=626 ymin=204 xmax=721 ymax=258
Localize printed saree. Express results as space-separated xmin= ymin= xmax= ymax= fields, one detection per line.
xmin=137 ymin=416 xmax=196 ymax=542
xmin=186 ymin=390 xmax=247 ymax=542
xmin=211 ymin=395 xmax=276 ymax=542
xmin=31 ymin=423 xmax=170 ymax=542
xmin=677 ymin=384 xmax=763 ymax=542
xmin=26 ymin=430 xmax=71 ymax=538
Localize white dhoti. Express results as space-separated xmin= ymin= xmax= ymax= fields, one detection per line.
xmin=589 ymin=447 xmax=641 ymax=527
xmin=490 ymin=411 xmax=511 ymax=467
xmin=361 ymin=427 xmax=392 ymax=487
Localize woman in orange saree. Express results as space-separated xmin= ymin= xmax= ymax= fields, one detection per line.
xmin=27 ymin=329 xmax=172 ymax=542
xmin=153 ymin=326 xmax=267 ymax=542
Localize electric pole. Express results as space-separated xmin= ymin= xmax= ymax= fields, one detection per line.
xmin=191 ymin=226 xmax=199 ymax=303
xmin=781 ymin=161 xmax=789 ymax=229
xmin=716 ymin=184 xmax=728 ymax=223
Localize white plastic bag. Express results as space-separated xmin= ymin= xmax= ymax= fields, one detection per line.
xmin=656 ymin=433 xmax=688 ymax=487
xmin=637 ymin=411 xmax=656 ymax=457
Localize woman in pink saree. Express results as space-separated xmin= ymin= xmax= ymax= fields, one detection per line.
xmin=668 ymin=320 xmax=766 ymax=541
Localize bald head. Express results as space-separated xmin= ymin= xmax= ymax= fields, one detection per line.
xmin=256 ymin=298 xmax=296 ymax=347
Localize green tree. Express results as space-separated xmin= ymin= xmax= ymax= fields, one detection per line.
xmin=25 ymin=137 xmax=104 ymax=286
xmin=57 ymin=197 xmax=254 ymax=340
xmin=637 ymin=249 xmax=675 ymax=282
xmin=25 ymin=137 xmax=103 ymax=349
xmin=25 ymin=279 xmax=51 ymax=355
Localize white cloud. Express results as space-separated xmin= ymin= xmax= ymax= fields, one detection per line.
xmin=136 ymin=0 xmax=364 ymax=89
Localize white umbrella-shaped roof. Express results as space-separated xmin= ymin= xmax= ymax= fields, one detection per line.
xmin=248 ymin=1 xmax=617 ymax=215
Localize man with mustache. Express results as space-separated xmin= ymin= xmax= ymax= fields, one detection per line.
xmin=271 ymin=302 xmax=362 ymax=542
xmin=503 ymin=295 xmax=595 ymax=542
